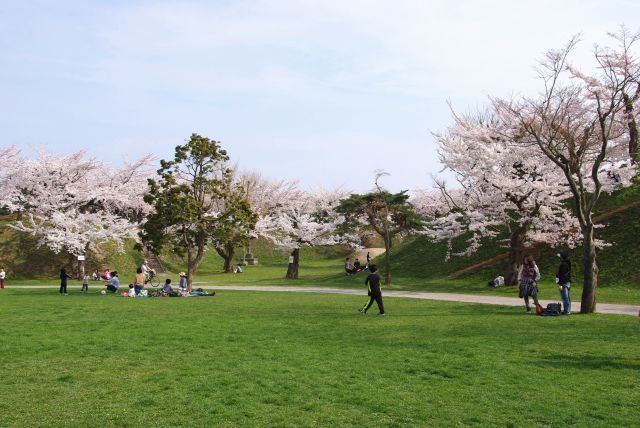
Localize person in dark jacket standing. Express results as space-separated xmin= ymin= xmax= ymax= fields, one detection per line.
xmin=59 ymin=268 xmax=71 ymax=295
xmin=556 ymin=250 xmax=572 ymax=315
xmin=359 ymin=264 xmax=385 ymax=316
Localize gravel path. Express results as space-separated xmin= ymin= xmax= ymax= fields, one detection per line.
xmin=7 ymin=284 xmax=639 ymax=316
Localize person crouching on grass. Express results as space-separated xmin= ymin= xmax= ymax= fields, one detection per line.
xmin=359 ymin=264 xmax=385 ymax=316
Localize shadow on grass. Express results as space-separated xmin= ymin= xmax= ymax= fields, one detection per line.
xmin=535 ymin=354 xmax=640 ymax=371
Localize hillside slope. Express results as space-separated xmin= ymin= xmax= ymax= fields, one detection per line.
xmin=0 ymin=216 xmax=142 ymax=281
xmin=383 ymin=184 xmax=640 ymax=301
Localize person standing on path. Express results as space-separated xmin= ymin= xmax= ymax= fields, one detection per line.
xmin=556 ymin=250 xmax=572 ymax=315
xmin=0 ymin=266 xmax=5 ymax=289
xmin=518 ymin=255 xmax=541 ymax=313
xmin=59 ymin=268 xmax=71 ymax=295
xmin=359 ymin=264 xmax=385 ymax=316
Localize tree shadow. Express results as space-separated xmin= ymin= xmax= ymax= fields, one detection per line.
xmin=535 ymin=353 xmax=640 ymax=371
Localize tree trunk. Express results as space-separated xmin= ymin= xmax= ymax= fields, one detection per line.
xmin=383 ymin=235 xmax=391 ymax=286
xmin=78 ymin=258 xmax=85 ymax=280
xmin=580 ymin=223 xmax=598 ymax=313
xmin=186 ymin=235 xmax=207 ymax=292
xmin=505 ymin=224 xmax=528 ymax=286
xmin=186 ymin=249 xmax=194 ymax=292
xmin=223 ymin=241 xmax=235 ymax=273
xmin=623 ymin=92 xmax=638 ymax=164
xmin=285 ymin=248 xmax=299 ymax=279
xmin=215 ymin=241 xmax=236 ymax=273
xmin=68 ymin=253 xmax=78 ymax=279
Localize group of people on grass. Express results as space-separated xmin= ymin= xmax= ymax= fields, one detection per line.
xmin=106 ymin=268 xmax=189 ymax=297
xmin=59 ymin=268 xmax=124 ymax=295
xmin=513 ymin=251 xmax=572 ymax=315
xmin=344 ymin=252 xmax=372 ymax=276
xmin=57 ymin=263 xmax=215 ymax=298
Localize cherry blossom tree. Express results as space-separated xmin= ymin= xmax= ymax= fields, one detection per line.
xmin=236 ymin=172 xmax=303 ymax=242
xmin=0 ymin=145 xmax=20 ymax=214
xmin=2 ymin=148 xmax=154 ymax=274
xmin=257 ymin=186 xmax=349 ymax=279
xmin=494 ymin=29 xmax=639 ymax=312
xmin=235 ymin=171 xmax=299 ymax=256
xmin=428 ymin=108 xmax=580 ymax=285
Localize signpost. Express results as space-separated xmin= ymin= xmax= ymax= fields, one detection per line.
xmin=77 ymin=255 xmax=85 ymax=279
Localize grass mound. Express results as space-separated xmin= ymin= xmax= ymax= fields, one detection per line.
xmin=384 ymin=184 xmax=640 ymax=303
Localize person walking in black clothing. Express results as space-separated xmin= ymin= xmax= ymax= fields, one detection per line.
xmin=59 ymin=268 xmax=71 ymax=295
xmin=556 ymin=250 xmax=572 ymax=315
xmin=359 ymin=264 xmax=384 ymax=315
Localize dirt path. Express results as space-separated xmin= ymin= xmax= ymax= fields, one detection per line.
xmin=351 ymin=247 xmax=385 ymax=261
xmin=8 ymin=284 xmax=639 ymax=316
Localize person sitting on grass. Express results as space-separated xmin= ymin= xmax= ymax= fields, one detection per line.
xmin=190 ymin=288 xmax=216 ymax=297
xmin=162 ymin=278 xmax=177 ymax=297
xmin=344 ymin=258 xmax=356 ymax=275
xmin=133 ymin=267 xmax=145 ymax=296
xmin=128 ymin=284 xmax=136 ymax=297
xmin=105 ymin=271 xmax=119 ymax=293
xmin=353 ymin=258 xmax=366 ymax=273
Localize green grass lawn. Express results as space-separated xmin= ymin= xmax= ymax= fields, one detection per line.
xmin=0 ymin=289 xmax=638 ymax=427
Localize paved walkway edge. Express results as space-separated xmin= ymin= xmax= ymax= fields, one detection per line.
xmin=7 ymin=284 xmax=640 ymax=316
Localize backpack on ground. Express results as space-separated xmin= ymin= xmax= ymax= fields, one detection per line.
xmin=540 ymin=303 xmax=562 ymax=316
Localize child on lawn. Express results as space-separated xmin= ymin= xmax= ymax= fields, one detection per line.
xmin=360 ymin=264 xmax=385 ymax=316
xmin=81 ymin=272 xmax=89 ymax=293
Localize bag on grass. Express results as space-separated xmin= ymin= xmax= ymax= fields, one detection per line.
xmin=540 ymin=303 xmax=562 ymax=316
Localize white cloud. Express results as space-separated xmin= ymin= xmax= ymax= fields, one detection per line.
xmin=2 ymin=0 xmax=638 ymax=191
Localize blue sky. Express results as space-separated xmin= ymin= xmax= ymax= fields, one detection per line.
xmin=1 ymin=0 xmax=638 ymax=192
